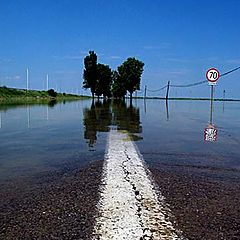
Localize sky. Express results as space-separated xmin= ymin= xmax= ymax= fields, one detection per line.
xmin=0 ymin=0 xmax=240 ymax=98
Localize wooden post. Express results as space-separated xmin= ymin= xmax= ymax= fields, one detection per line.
xmin=144 ymin=85 xmax=147 ymax=99
xmin=222 ymin=90 xmax=225 ymax=113
xmin=166 ymin=81 xmax=170 ymax=100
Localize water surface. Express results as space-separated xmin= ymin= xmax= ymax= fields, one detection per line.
xmin=0 ymin=99 xmax=240 ymax=183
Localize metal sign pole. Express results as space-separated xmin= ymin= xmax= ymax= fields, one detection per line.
xmin=210 ymin=85 xmax=214 ymax=125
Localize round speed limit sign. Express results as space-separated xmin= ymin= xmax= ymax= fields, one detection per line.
xmin=206 ymin=68 xmax=220 ymax=84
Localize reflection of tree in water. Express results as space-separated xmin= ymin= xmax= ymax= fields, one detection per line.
xmin=83 ymin=100 xmax=111 ymax=148
xmin=112 ymin=100 xmax=142 ymax=141
xmin=48 ymin=99 xmax=57 ymax=107
xmin=83 ymin=99 xmax=142 ymax=148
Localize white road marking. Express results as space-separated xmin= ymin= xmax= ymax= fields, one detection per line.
xmin=92 ymin=130 xmax=185 ymax=240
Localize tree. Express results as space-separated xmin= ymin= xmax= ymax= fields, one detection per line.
xmin=95 ymin=63 xmax=113 ymax=99
xmin=83 ymin=51 xmax=98 ymax=99
xmin=112 ymin=70 xmax=127 ymax=99
xmin=47 ymin=89 xmax=57 ymax=98
xmin=117 ymin=57 xmax=144 ymax=104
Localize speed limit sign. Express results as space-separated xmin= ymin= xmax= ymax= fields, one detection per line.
xmin=206 ymin=68 xmax=220 ymax=85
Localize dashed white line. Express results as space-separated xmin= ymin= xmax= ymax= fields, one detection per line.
xmin=92 ymin=130 xmax=185 ymax=240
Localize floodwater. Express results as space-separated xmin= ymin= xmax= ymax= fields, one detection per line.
xmin=0 ymin=99 xmax=240 ymax=183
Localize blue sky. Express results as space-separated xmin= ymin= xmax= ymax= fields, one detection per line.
xmin=0 ymin=0 xmax=240 ymax=98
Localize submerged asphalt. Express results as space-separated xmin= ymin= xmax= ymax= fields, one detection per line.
xmin=1 ymin=153 xmax=240 ymax=239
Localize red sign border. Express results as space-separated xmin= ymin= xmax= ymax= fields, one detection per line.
xmin=206 ymin=68 xmax=220 ymax=82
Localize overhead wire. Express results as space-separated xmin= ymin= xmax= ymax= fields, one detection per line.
xmin=220 ymin=66 xmax=240 ymax=77
xmin=147 ymin=85 xmax=167 ymax=92
xmin=146 ymin=66 xmax=240 ymax=91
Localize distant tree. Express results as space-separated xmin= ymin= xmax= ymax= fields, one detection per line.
xmin=95 ymin=63 xmax=113 ymax=99
xmin=47 ymin=89 xmax=57 ymax=98
xmin=83 ymin=51 xmax=98 ymax=99
xmin=112 ymin=70 xmax=127 ymax=99
xmin=117 ymin=57 xmax=144 ymax=104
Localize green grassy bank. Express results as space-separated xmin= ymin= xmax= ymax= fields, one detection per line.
xmin=0 ymin=86 xmax=90 ymax=104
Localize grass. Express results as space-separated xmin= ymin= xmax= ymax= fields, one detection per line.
xmin=0 ymin=86 xmax=91 ymax=105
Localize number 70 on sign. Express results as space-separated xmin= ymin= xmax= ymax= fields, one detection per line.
xmin=206 ymin=68 xmax=220 ymax=85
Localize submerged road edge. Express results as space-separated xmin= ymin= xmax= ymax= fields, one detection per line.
xmin=92 ymin=129 xmax=186 ymax=240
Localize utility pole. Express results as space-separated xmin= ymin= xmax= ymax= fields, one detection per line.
xmin=166 ymin=81 xmax=170 ymax=100
xmin=144 ymin=85 xmax=147 ymax=99
xmin=26 ymin=68 xmax=29 ymax=90
xmin=46 ymin=74 xmax=49 ymax=90
xmin=222 ymin=90 xmax=226 ymax=113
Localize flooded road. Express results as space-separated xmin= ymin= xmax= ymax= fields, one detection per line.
xmin=0 ymin=99 xmax=240 ymax=239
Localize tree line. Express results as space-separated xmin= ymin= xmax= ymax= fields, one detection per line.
xmin=83 ymin=51 xmax=144 ymax=103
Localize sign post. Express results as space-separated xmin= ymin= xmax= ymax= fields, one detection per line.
xmin=206 ymin=68 xmax=220 ymax=123
xmin=206 ymin=68 xmax=220 ymax=103
xmin=204 ymin=68 xmax=220 ymax=142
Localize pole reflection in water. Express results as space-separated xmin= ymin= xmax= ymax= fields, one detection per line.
xmin=223 ymin=90 xmax=225 ymax=113
xmin=83 ymin=99 xmax=142 ymax=149
xmin=144 ymin=99 xmax=147 ymax=114
xmin=27 ymin=106 xmax=30 ymax=129
xmin=204 ymin=90 xmax=218 ymax=142
xmin=46 ymin=106 xmax=49 ymax=121
xmin=165 ymin=99 xmax=169 ymax=121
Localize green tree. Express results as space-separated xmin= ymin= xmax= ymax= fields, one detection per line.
xmin=117 ymin=57 xmax=144 ymax=104
xmin=47 ymin=89 xmax=57 ymax=98
xmin=95 ymin=63 xmax=113 ymax=99
xmin=112 ymin=70 xmax=127 ymax=99
xmin=83 ymin=51 xmax=98 ymax=99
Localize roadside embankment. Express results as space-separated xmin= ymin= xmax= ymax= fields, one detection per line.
xmin=0 ymin=86 xmax=90 ymax=104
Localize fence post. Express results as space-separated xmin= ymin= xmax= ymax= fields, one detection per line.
xmin=166 ymin=81 xmax=170 ymax=100
xmin=144 ymin=85 xmax=147 ymax=99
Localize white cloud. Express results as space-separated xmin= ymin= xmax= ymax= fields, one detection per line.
xmin=53 ymin=70 xmax=79 ymax=75
xmin=52 ymin=55 xmax=83 ymax=60
xmin=225 ymin=59 xmax=240 ymax=64
xmin=143 ymin=42 xmax=171 ymax=50
xmin=109 ymin=56 xmax=122 ymax=60
xmin=5 ymin=75 xmax=21 ymax=80
xmin=0 ymin=58 xmax=12 ymax=63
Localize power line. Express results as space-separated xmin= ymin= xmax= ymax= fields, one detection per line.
xmin=220 ymin=66 xmax=240 ymax=77
xmin=148 ymin=85 xmax=167 ymax=92
xmin=170 ymin=80 xmax=207 ymax=88
xmin=142 ymin=65 xmax=240 ymax=96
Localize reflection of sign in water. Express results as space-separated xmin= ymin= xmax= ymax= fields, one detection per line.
xmin=204 ymin=125 xmax=218 ymax=142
